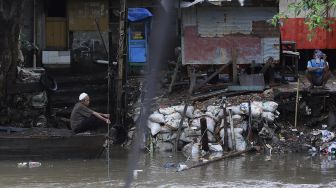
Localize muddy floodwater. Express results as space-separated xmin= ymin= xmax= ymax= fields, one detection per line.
xmin=1 ymin=148 xmax=336 ymax=188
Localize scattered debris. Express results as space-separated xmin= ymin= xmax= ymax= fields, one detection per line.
xmin=17 ymin=161 xmax=42 ymax=168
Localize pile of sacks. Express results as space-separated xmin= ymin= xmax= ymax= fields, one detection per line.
xmin=145 ymin=101 xmax=279 ymax=153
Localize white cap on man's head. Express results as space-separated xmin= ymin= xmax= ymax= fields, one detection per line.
xmin=79 ymin=93 xmax=88 ymax=101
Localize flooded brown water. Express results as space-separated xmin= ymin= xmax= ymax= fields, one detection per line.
xmin=1 ymin=148 xmax=336 ymax=188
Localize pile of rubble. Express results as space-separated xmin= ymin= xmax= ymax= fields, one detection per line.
xmin=0 ymin=92 xmax=48 ymax=128
xmin=0 ymin=67 xmax=48 ymax=128
xmin=134 ymin=99 xmax=280 ymax=155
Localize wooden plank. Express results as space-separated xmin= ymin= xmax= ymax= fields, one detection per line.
xmin=179 ymin=147 xmax=256 ymax=171
xmin=227 ymin=85 xmax=264 ymax=91
xmin=193 ymin=63 xmax=232 ymax=92
xmin=169 ymin=62 xmax=180 ymax=93
xmin=232 ymin=48 xmax=238 ymax=84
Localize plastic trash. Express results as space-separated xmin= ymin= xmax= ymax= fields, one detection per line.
xmin=163 ymin=162 xmax=176 ymax=168
xmin=133 ymin=169 xmax=143 ymax=179
xmin=177 ymin=163 xmax=188 ymax=172
xmin=17 ymin=161 xmax=41 ymax=168
xmin=321 ymin=130 xmax=335 ymax=143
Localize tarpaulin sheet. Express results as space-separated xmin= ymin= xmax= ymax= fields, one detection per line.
xmin=128 ymin=8 xmax=152 ymax=22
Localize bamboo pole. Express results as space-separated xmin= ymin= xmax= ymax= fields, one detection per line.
xmin=178 ymin=147 xmax=256 ymax=171
xmin=294 ymin=78 xmax=300 ymax=128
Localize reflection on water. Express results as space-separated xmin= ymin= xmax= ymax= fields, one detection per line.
xmin=1 ymin=149 xmax=336 ymax=188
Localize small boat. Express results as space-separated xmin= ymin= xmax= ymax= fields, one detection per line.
xmin=0 ymin=127 xmax=105 ymax=159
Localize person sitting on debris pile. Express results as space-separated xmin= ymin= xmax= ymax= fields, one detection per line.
xmin=70 ymin=93 xmax=110 ymax=133
xmin=306 ymin=50 xmax=330 ymax=89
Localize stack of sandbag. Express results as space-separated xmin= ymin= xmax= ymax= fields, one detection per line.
xmin=143 ymin=100 xmax=280 ymax=152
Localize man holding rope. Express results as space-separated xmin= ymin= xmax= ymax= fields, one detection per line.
xmin=70 ymin=93 xmax=110 ymax=133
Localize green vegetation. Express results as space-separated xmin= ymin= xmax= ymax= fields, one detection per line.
xmin=272 ymin=0 xmax=336 ymax=40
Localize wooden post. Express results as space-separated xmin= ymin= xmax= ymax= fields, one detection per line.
xmin=174 ymin=103 xmax=188 ymax=152
xmin=294 ymin=78 xmax=300 ymax=128
xmin=232 ymin=48 xmax=238 ymax=84
xmin=251 ymin=60 xmax=256 ymax=74
xmin=168 ymin=61 xmax=180 ymax=93
xmin=247 ymin=100 xmax=253 ymax=142
xmin=188 ymin=66 xmax=196 ymax=94
xmin=200 ymin=118 xmax=209 ymax=152
xmin=228 ymin=109 xmax=236 ymax=151
xmin=223 ymin=103 xmax=229 ymax=152
xmin=115 ymin=0 xmax=127 ymax=126
xmin=179 ymin=147 xmax=256 ymax=171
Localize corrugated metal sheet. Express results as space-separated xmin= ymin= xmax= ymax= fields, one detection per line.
xmin=182 ymin=7 xmax=197 ymax=26
xmin=252 ymin=21 xmax=279 ymax=37
xmin=182 ymin=26 xmax=263 ymax=65
xmin=281 ymin=18 xmax=336 ymax=49
xmin=262 ymin=38 xmax=280 ymax=62
xmin=197 ymin=7 xmax=277 ymax=37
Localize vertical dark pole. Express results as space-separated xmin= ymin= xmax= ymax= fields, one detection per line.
xmin=200 ymin=117 xmax=209 ymax=152
xmin=247 ymin=100 xmax=253 ymax=142
xmin=223 ymin=104 xmax=229 ymax=151
xmin=115 ymin=0 xmax=127 ymax=127
xmin=232 ymin=48 xmax=238 ymax=84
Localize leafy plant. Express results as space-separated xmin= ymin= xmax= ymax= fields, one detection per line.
xmin=272 ymin=0 xmax=336 ymax=40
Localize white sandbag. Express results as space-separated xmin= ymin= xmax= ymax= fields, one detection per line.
xmin=159 ymin=107 xmax=176 ymax=115
xmin=206 ymin=117 xmax=216 ymax=133
xmin=226 ymin=105 xmax=243 ymax=115
xmin=206 ymin=105 xmax=224 ymax=118
xmin=160 ymin=126 xmax=172 ymax=133
xmin=232 ymin=114 xmax=242 ymax=120
xmin=148 ymin=113 xmax=165 ymax=123
xmin=207 ymin=131 xmax=216 ymax=142
xmin=240 ymin=102 xmax=263 ymax=117
xmin=205 ymin=112 xmax=219 ymax=122
xmin=263 ymin=101 xmax=279 ymax=112
xmin=208 ymin=143 xmax=223 ymax=152
xmin=166 ymin=118 xmax=189 ymax=130
xmin=165 ymin=112 xmax=182 ymax=122
xmin=191 ymin=143 xmax=200 ymax=156
xmin=165 ymin=112 xmax=182 ymax=129
xmin=193 ymin=109 xmax=204 ymax=118
xmin=184 ymin=127 xmax=201 ymax=137
xmin=158 ymin=132 xmax=177 ymax=142
xmin=179 ymin=132 xmax=193 ymax=143
xmin=147 ymin=121 xmax=161 ymax=136
xmin=262 ymin=111 xmax=276 ymax=122
xmin=234 ymin=128 xmax=246 ymax=151
xmin=220 ymin=128 xmax=246 ymax=151
xmin=156 ymin=142 xmax=173 ymax=152
xmin=173 ymin=105 xmax=195 ymax=118
xmin=190 ymin=117 xmax=216 ymax=133
xmin=191 ymin=118 xmax=201 ymax=129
